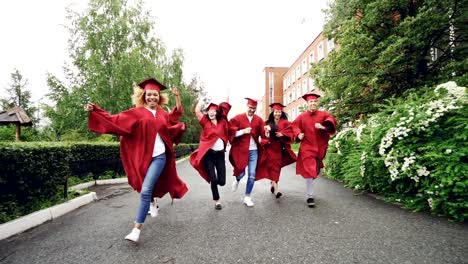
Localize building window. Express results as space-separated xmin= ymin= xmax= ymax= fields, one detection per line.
xmin=430 ymin=48 xmax=441 ymax=61
xmin=327 ymin=39 xmax=335 ymax=52
xmin=292 ymin=71 xmax=296 ymax=83
xmin=292 ymin=86 xmax=296 ymax=100
xmin=318 ymin=41 xmax=324 ymax=60
xmin=296 ymin=85 xmax=301 ymax=99
xmin=287 ymin=75 xmax=290 ymax=87
xmin=303 ymin=80 xmax=307 ymax=94
xmin=309 ymin=51 xmax=315 ymax=64
xmin=296 ymin=66 xmax=301 ymax=79
xmin=289 ymin=92 xmax=292 ymax=103
xmin=302 ymin=59 xmax=307 ymax=74
xmin=269 ymin=72 xmax=274 ymax=102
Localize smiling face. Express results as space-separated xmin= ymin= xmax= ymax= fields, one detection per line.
xmin=208 ymin=109 xmax=217 ymax=120
xmin=307 ymin=98 xmax=319 ymax=112
xmin=273 ymin=109 xmax=282 ymax=121
xmin=246 ymin=104 xmax=257 ymax=116
xmin=144 ymin=89 xmax=160 ymax=109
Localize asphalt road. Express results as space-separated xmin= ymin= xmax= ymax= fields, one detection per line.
xmin=1 ymin=157 xmax=467 ymax=264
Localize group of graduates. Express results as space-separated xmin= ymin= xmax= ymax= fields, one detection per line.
xmin=85 ymin=78 xmax=336 ymax=243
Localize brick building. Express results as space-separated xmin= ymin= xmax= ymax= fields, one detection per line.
xmin=261 ymin=31 xmax=335 ymax=120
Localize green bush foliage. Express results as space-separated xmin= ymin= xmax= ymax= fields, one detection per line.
xmin=324 ymin=82 xmax=467 ymax=221
xmin=0 ymin=142 xmax=70 ymax=223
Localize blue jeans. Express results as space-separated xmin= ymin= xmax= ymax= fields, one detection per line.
xmin=136 ymin=153 xmax=166 ymax=224
xmin=236 ymin=150 xmax=258 ymax=196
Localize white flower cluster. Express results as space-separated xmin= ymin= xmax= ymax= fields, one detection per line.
xmin=418 ymin=99 xmax=460 ymax=132
xmin=416 ymin=167 xmax=430 ymax=177
xmin=383 ymin=149 xmax=400 ymax=181
xmin=401 ymin=155 xmax=416 ymax=171
xmin=427 ymin=198 xmax=434 ymax=210
xmin=332 ymin=127 xmax=353 ymax=155
xmin=379 ymin=126 xmax=411 ymax=155
xmin=355 ymin=124 xmax=366 ymax=142
xmin=435 ymin=81 xmax=467 ymax=101
xmin=379 ymin=82 xmax=466 ymax=182
xmin=360 ymin=151 xmax=368 ymax=177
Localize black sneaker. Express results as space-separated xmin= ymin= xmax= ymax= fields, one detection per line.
xmin=306 ymin=198 xmax=315 ymax=208
xmin=270 ymin=186 xmax=275 ymax=194
xmin=275 ymin=192 xmax=282 ymax=199
xmin=215 ymin=203 xmax=223 ymax=210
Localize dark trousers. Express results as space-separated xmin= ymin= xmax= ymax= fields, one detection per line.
xmin=202 ymin=149 xmax=226 ymax=200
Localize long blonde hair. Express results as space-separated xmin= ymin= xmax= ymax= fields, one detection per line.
xmin=131 ymin=84 xmax=168 ymax=107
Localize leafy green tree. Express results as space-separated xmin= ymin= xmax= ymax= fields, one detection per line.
xmin=1 ymin=68 xmax=37 ymax=123
xmin=45 ymin=0 xmax=197 ymax=140
xmin=178 ymin=75 xmax=208 ymax=143
xmin=312 ymin=0 xmax=467 ymax=122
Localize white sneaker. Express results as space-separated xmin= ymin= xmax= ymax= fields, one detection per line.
xmin=243 ymin=196 xmax=254 ymax=207
xmin=231 ymin=180 xmax=239 ymax=192
xmin=124 ymin=228 xmax=140 ymax=242
xmin=148 ymin=202 xmax=159 ymax=217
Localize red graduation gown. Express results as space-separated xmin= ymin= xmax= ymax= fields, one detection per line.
xmin=292 ymin=110 xmax=337 ymax=179
xmin=88 ymin=104 xmax=188 ymax=199
xmin=189 ymin=103 xmax=231 ymax=182
xmin=228 ymin=113 xmax=265 ymax=177
xmin=256 ymin=119 xmax=297 ymax=182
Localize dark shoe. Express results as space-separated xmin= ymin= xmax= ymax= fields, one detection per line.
xmin=215 ymin=203 xmax=222 ymax=210
xmin=306 ymin=198 xmax=315 ymax=208
xmin=270 ymin=186 xmax=275 ymax=194
xmin=275 ymin=192 xmax=282 ymax=199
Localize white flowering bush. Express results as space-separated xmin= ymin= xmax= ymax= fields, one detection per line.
xmin=324 ymin=82 xmax=468 ymax=221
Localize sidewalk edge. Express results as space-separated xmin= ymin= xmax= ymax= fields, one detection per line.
xmin=0 ymin=192 xmax=97 ymax=240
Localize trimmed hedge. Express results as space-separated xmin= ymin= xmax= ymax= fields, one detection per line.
xmin=0 ymin=142 xmax=198 ymax=223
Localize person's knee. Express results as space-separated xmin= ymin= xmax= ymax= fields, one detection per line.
xmin=218 ymin=178 xmax=226 ymax=186
xmin=140 ymin=187 xmax=152 ymax=200
xmin=211 ymin=178 xmax=218 ymax=185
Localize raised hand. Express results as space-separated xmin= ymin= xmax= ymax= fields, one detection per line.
xmin=84 ymin=103 xmax=94 ymax=112
xmin=171 ymin=87 xmax=180 ymax=97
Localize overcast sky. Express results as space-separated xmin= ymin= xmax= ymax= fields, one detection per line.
xmin=0 ymin=0 xmax=328 ymax=113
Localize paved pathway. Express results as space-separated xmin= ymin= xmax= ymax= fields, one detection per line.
xmin=1 ymin=157 xmax=467 ymax=264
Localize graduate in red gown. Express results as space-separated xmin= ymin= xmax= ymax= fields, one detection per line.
xmin=256 ymin=103 xmax=297 ymax=198
xmin=190 ymin=101 xmax=231 ymax=210
xmin=228 ymin=98 xmax=265 ymax=207
xmin=292 ymin=92 xmax=337 ymax=208
xmin=85 ymin=78 xmax=188 ymax=242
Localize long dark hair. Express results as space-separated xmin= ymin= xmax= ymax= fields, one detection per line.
xmin=266 ymin=111 xmax=288 ymax=136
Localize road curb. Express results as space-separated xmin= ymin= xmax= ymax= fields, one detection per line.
xmin=0 ymin=192 xmax=97 ymax=240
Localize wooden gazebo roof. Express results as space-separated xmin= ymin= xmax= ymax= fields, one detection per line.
xmin=0 ymin=106 xmax=32 ymax=126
